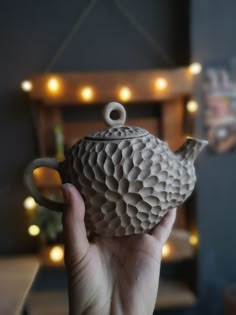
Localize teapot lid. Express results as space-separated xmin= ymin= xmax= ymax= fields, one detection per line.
xmin=85 ymin=102 xmax=149 ymax=140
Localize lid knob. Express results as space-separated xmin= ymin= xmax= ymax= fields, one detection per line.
xmin=104 ymin=102 xmax=127 ymax=127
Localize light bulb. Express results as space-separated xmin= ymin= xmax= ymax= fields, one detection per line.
xmin=186 ymin=100 xmax=198 ymax=113
xmin=28 ymin=225 xmax=40 ymax=236
xmin=23 ymin=196 xmax=36 ymax=210
xmin=155 ymin=77 xmax=168 ymax=91
xmin=119 ymin=87 xmax=131 ymax=102
xmin=189 ymin=234 xmax=199 ymax=246
xmin=80 ymin=86 xmax=94 ymax=102
xmin=188 ymin=62 xmax=202 ymax=75
xmin=21 ymin=80 xmax=33 ymax=92
xmin=162 ymin=243 xmax=171 ymax=258
xmin=49 ymin=245 xmax=64 ymax=263
xmin=47 ymin=77 xmax=60 ymax=94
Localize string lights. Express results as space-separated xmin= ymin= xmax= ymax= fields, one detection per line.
xmin=21 ymin=80 xmax=33 ymax=92
xmin=119 ymin=86 xmax=132 ymax=102
xmin=80 ymin=86 xmax=94 ymax=102
xmin=188 ymin=62 xmax=202 ymax=75
xmin=189 ymin=233 xmax=199 ymax=246
xmin=162 ymin=243 xmax=171 ymax=258
xmin=28 ymin=224 xmax=40 ymax=236
xmin=49 ymin=245 xmax=64 ymax=263
xmin=186 ymin=100 xmax=198 ymax=113
xmin=21 ymin=63 xmax=201 ymax=102
xmin=23 ymin=196 xmax=36 ymax=211
xmin=47 ymin=77 xmax=61 ymax=94
xmin=155 ymin=77 xmax=168 ymax=91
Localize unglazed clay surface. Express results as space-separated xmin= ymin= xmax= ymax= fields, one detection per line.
xmin=61 ymin=135 xmax=197 ymax=236
xmin=25 ymin=102 xmax=207 ymax=237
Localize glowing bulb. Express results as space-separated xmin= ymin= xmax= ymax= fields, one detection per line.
xmin=188 ymin=62 xmax=202 ymax=75
xmin=49 ymin=245 xmax=64 ymax=263
xmin=23 ymin=196 xmax=36 ymax=210
xmin=21 ymin=80 xmax=33 ymax=92
xmin=162 ymin=243 xmax=171 ymax=258
xmin=47 ymin=77 xmax=60 ymax=94
xmin=186 ymin=100 xmax=198 ymax=113
xmin=28 ymin=225 xmax=40 ymax=236
xmin=80 ymin=86 xmax=94 ymax=102
xmin=155 ymin=77 xmax=168 ymax=91
xmin=189 ymin=234 xmax=199 ymax=246
xmin=119 ymin=87 xmax=131 ymax=102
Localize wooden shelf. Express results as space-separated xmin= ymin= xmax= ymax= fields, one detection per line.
xmin=28 ymin=68 xmax=192 ymax=104
xmin=156 ymin=279 xmax=197 ymax=309
xmin=0 ymin=255 xmax=40 ymax=315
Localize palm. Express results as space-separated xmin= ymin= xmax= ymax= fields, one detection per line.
xmin=67 ymin=234 xmax=163 ymax=315
xmin=62 ymin=184 xmax=176 ymax=315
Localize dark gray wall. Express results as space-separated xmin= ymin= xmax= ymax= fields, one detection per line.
xmin=192 ymin=1 xmax=236 ymax=314
xmin=0 ymin=0 xmax=189 ymax=252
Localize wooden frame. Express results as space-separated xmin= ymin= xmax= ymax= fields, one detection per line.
xmin=28 ymin=67 xmax=193 ymax=105
xmin=29 ymin=67 xmax=195 ymax=259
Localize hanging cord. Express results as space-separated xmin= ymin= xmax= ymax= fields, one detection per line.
xmin=113 ymin=0 xmax=175 ymax=67
xmin=44 ymin=0 xmax=175 ymax=71
xmin=45 ymin=0 xmax=98 ymax=71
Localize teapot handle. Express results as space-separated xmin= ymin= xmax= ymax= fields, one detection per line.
xmin=24 ymin=158 xmax=64 ymax=212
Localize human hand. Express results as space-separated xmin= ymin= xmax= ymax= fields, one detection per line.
xmin=62 ymin=183 xmax=176 ymax=315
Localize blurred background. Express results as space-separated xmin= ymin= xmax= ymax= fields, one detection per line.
xmin=1 ymin=0 xmax=236 ymax=314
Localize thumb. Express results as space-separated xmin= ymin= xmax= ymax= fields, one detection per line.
xmin=62 ymin=183 xmax=90 ymax=264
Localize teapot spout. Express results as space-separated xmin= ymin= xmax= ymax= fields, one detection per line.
xmin=175 ymin=137 xmax=208 ymax=162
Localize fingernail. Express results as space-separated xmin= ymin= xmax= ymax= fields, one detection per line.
xmin=61 ymin=183 xmax=71 ymax=205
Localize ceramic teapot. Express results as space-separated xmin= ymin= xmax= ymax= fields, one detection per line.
xmin=25 ymin=102 xmax=207 ymax=236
